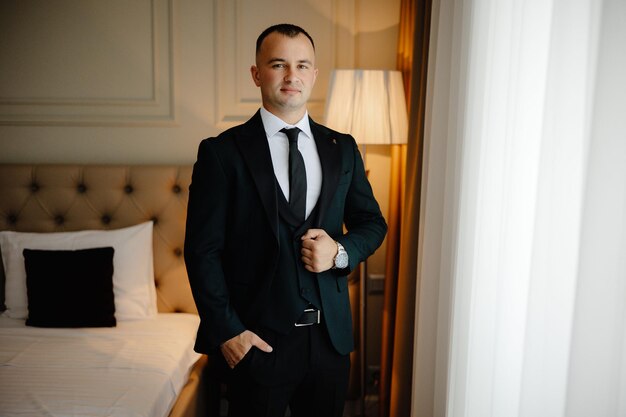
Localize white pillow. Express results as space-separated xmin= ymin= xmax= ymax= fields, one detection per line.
xmin=0 ymin=222 xmax=157 ymax=321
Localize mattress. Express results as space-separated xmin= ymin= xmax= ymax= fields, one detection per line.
xmin=0 ymin=313 xmax=201 ymax=417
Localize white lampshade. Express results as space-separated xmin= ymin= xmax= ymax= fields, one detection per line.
xmin=324 ymin=69 xmax=408 ymax=145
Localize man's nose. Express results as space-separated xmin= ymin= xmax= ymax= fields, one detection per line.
xmin=284 ymin=67 xmax=297 ymax=82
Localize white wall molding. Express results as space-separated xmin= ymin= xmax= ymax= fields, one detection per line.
xmin=0 ymin=0 xmax=176 ymax=126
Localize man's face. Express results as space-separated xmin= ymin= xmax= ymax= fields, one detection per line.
xmin=251 ymin=32 xmax=318 ymax=121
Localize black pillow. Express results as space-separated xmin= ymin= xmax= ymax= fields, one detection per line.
xmin=23 ymin=247 xmax=116 ymax=328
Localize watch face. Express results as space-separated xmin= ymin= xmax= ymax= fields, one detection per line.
xmin=335 ymin=251 xmax=349 ymax=269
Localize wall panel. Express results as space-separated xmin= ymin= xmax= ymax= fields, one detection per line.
xmin=0 ymin=0 xmax=174 ymax=126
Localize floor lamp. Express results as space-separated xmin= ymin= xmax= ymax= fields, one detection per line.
xmin=324 ymin=69 xmax=408 ymax=416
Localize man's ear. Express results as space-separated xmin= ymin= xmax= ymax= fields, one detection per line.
xmin=250 ymin=65 xmax=261 ymax=86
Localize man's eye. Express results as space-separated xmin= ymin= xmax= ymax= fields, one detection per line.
xmin=273 ymin=64 xmax=286 ymax=69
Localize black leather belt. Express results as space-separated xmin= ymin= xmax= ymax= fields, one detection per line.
xmin=295 ymin=308 xmax=321 ymax=327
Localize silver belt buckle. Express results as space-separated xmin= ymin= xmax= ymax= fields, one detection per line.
xmin=295 ymin=308 xmax=320 ymax=327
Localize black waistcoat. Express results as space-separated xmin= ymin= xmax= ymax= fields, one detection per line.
xmin=258 ymin=189 xmax=322 ymax=335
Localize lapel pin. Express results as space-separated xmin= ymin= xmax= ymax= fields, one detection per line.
xmin=332 ymin=138 xmax=337 ymax=145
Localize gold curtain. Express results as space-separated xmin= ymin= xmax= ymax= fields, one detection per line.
xmin=379 ymin=0 xmax=432 ymax=416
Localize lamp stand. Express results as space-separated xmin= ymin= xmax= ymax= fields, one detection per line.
xmin=360 ymin=150 xmax=369 ymax=417
xmin=359 ymin=259 xmax=367 ymax=416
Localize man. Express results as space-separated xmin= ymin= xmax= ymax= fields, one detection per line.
xmin=184 ymin=23 xmax=387 ymax=417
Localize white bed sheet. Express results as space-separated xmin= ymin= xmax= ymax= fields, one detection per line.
xmin=0 ymin=313 xmax=201 ymax=417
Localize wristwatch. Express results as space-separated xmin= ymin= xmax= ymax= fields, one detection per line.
xmin=333 ymin=241 xmax=349 ymax=269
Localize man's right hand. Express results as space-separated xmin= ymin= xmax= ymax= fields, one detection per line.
xmin=220 ymin=330 xmax=273 ymax=369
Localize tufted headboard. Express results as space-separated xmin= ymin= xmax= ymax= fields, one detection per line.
xmin=0 ymin=164 xmax=196 ymax=314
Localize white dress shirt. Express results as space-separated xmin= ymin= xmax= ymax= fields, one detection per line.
xmin=260 ymin=108 xmax=322 ymax=219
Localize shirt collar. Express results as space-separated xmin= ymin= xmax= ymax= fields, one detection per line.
xmin=260 ymin=107 xmax=313 ymax=140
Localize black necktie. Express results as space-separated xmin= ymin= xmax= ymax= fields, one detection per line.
xmin=281 ymin=127 xmax=307 ymax=222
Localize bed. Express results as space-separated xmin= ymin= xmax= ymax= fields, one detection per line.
xmin=0 ymin=165 xmax=219 ymax=417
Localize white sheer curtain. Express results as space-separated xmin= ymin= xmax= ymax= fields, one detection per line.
xmin=415 ymin=0 xmax=626 ymax=416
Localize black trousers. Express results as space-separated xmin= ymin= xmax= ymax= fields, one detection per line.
xmin=224 ymin=321 xmax=351 ymax=417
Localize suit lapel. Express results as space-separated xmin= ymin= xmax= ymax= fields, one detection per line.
xmin=310 ymin=117 xmax=342 ymax=227
xmin=235 ymin=111 xmax=279 ymax=241
xmin=234 ymin=113 xmax=342 ymax=236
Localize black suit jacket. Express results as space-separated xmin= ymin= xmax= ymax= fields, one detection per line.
xmin=184 ymin=111 xmax=387 ymax=355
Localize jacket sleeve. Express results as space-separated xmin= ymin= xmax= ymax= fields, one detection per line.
xmin=336 ymin=136 xmax=388 ymax=273
xmin=184 ymin=139 xmax=246 ymax=352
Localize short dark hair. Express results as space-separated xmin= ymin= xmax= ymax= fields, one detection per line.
xmin=256 ymin=23 xmax=315 ymax=54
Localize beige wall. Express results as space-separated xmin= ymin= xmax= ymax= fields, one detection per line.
xmin=0 ymin=0 xmax=400 ymax=273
